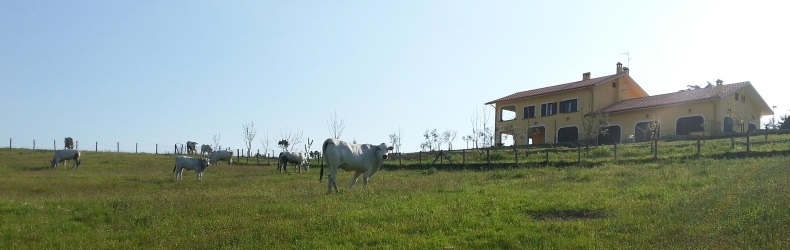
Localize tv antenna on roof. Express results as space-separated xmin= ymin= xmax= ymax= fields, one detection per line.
xmin=620 ymin=51 xmax=631 ymax=68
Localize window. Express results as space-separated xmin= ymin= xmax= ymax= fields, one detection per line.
xmin=523 ymin=106 xmax=536 ymax=119
xmin=742 ymin=95 xmax=746 ymax=103
xmin=735 ymin=93 xmax=739 ymax=101
xmin=541 ymin=102 xmax=557 ymax=116
xmin=500 ymin=105 xmax=516 ymax=121
xmin=612 ymin=82 xmax=616 ymax=88
xmin=559 ymin=99 xmax=578 ymax=113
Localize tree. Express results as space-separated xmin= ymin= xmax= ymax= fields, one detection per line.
xmin=471 ymin=107 xmax=493 ymax=148
xmin=421 ymin=130 xmax=433 ymax=151
xmin=581 ymin=112 xmax=610 ymax=153
xmin=431 ymin=129 xmax=441 ymax=150
xmin=279 ymin=128 xmax=303 ymax=152
xmin=212 ymin=134 xmax=221 ymax=150
xmin=242 ymin=122 xmax=256 ymax=157
xmin=443 ymin=130 xmax=457 ymax=150
xmin=259 ymin=128 xmax=270 ymax=158
xmin=779 ymin=114 xmax=790 ymax=130
xmin=462 ymin=135 xmax=472 ymax=149
xmin=389 ymin=128 xmax=403 ymax=153
xmin=327 ymin=111 xmax=345 ymax=139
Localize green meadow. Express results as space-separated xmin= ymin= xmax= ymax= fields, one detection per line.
xmin=1 ymin=143 xmax=788 ymax=249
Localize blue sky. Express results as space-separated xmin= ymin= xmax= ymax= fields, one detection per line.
xmin=2 ymin=0 xmax=788 ymax=153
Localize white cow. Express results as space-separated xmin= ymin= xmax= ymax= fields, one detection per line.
xmin=173 ymin=156 xmax=211 ymax=180
xmin=320 ymin=138 xmax=393 ymax=192
xmin=51 ymin=149 xmax=81 ymax=169
xmin=200 ymin=144 xmax=213 ymax=156
xmin=209 ymin=149 xmax=234 ymax=166
xmin=186 ymin=141 xmax=198 ymax=154
xmin=278 ymin=151 xmax=309 ymax=173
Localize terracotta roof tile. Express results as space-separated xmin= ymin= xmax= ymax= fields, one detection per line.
xmin=595 ymin=81 xmax=751 ymax=114
xmin=485 ymin=73 xmax=623 ymax=105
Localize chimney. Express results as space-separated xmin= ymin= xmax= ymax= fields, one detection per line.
xmin=616 ymin=62 xmax=623 ymax=74
xmin=716 ymin=79 xmax=724 ymax=95
xmin=623 ymin=67 xmax=629 ymax=75
xmin=582 ymin=72 xmax=591 ymax=80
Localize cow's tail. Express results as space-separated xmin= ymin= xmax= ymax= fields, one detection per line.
xmin=319 ymin=139 xmax=331 ymax=182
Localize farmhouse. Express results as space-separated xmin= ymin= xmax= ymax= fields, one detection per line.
xmin=485 ymin=62 xmax=773 ymax=146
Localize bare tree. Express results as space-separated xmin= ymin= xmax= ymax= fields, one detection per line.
xmin=431 ymin=129 xmax=441 ymax=150
xmin=327 ymin=111 xmax=345 ymax=139
xmin=442 ymin=129 xmax=458 ymax=150
xmin=212 ymin=134 xmax=221 ymax=150
xmin=259 ymin=128 xmax=270 ymax=158
xmin=280 ymin=128 xmax=304 ymax=152
xmin=471 ymin=107 xmax=493 ymax=149
xmin=422 ymin=129 xmax=433 ymax=151
xmin=242 ymin=122 xmax=256 ymax=157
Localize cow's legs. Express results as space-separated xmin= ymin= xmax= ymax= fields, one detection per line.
xmin=349 ymin=172 xmax=362 ymax=188
xmin=328 ymin=165 xmax=339 ymax=192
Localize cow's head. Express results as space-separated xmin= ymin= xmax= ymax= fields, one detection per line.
xmin=201 ymin=158 xmax=211 ymax=168
xmin=377 ymin=143 xmax=394 ymax=160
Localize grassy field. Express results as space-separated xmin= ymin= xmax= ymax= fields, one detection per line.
xmin=1 ymin=147 xmax=788 ymax=249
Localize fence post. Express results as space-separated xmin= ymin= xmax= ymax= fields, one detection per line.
xmin=577 ymin=146 xmax=581 ymax=164
xmin=117 ymin=142 xmax=119 ymax=153
xmin=33 ymin=140 xmax=36 ymax=150
xmin=514 ymin=147 xmax=519 ymax=168
xmin=486 ymin=149 xmax=490 ymax=169
xmin=545 ymin=149 xmax=549 ymax=166
xmin=95 ymin=142 xmax=98 ymax=152
xmin=731 ymin=135 xmax=735 ymax=149
xmin=156 ymin=144 xmax=158 ymax=154
xmin=614 ymin=143 xmax=618 ymax=162
xmin=76 ymin=141 xmax=79 ymax=150
xmin=419 ymin=151 xmax=422 ymax=168
xmin=237 ymin=149 xmax=240 ymax=163
xmin=257 ymin=149 xmax=260 ymax=165
xmin=696 ymin=139 xmax=701 ymax=157
xmin=135 ymin=143 xmax=138 ymax=153
xmin=653 ymin=139 xmax=658 ymax=160
xmin=747 ymin=129 xmax=751 ymax=154
xmin=53 ymin=140 xmax=56 ymax=150
xmin=8 ymin=138 xmax=10 ymax=148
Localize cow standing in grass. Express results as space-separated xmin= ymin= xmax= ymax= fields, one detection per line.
xmin=173 ymin=156 xmax=211 ymax=181
xmin=186 ymin=141 xmax=198 ymax=154
xmin=279 ymin=151 xmax=309 ymax=173
xmin=51 ymin=149 xmax=81 ymax=169
xmin=320 ymin=138 xmax=393 ymax=192
xmin=200 ymin=144 xmax=213 ymax=156
xmin=209 ymin=149 xmax=234 ymax=166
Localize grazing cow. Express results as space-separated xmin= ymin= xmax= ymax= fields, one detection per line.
xmin=320 ymin=138 xmax=393 ymax=192
xmin=208 ymin=149 xmax=234 ymax=166
xmin=278 ymin=151 xmax=309 ymax=173
xmin=186 ymin=141 xmax=198 ymax=154
xmin=64 ymin=137 xmax=74 ymax=149
xmin=51 ymin=149 xmax=81 ymax=169
xmin=173 ymin=156 xmax=211 ymax=180
xmin=200 ymin=144 xmax=213 ymax=156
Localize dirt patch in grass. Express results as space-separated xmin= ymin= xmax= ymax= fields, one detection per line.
xmin=526 ymin=208 xmax=608 ymax=220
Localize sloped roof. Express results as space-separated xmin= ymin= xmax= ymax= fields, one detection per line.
xmin=484 ymin=73 xmax=624 ymax=105
xmin=594 ymin=81 xmax=751 ymax=114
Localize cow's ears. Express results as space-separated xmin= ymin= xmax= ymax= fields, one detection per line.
xmin=387 ymin=146 xmax=394 ymax=151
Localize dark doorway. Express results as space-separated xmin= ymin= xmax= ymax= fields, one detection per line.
xmin=676 ymin=116 xmax=704 ymax=135
xmin=557 ymin=127 xmax=579 ymax=143
xmin=635 ymin=121 xmax=660 ymax=143
xmin=724 ymin=117 xmax=734 ymax=133
xmin=598 ymin=125 xmax=621 ymax=145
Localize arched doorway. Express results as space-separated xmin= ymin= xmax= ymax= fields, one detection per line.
xmin=557 ymin=126 xmax=579 ymax=143
xmin=676 ymin=116 xmax=704 ymax=135
xmin=528 ymin=126 xmax=546 ymax=145
xmin=724 ymin=117 xmax=734 ymax=133
xmin=598 ymin=125 xmax=621 ymax=145
xmin=635 ymin=121 xmax=660 ymax=143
